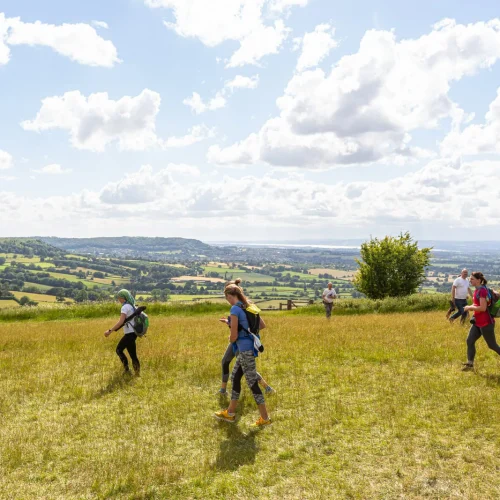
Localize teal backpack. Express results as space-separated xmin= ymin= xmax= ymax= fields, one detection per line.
xmin=480 ymin=286 xmax=500 ymax=318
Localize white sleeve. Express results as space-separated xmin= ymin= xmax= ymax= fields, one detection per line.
xmin=452 ymin=278 xmax=459 ymax=287
xmin=121 ymin=304 xmax=132 ymax=316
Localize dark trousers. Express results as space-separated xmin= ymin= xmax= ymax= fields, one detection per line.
xmin=467 ymin=323 xmax=500 ymax=363
xmin=116 ymin=333 xmax=140 ymax=372
xmin=221 ymin=343 xmax=235 ymax=383
xmin=450 ymin=299 xmax=468 ymax=321
xmin=324 ymin=302 xmax=333 ymax=318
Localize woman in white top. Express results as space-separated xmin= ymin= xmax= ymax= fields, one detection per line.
xmin=104 ymin=289 xmax=140 ymax=376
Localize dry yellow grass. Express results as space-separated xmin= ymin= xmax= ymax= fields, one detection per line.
xmin=0 ymin=300 xmax=19 ymax=309
xmin=308 ymin=268 xmax=355 ymax=280
xmin=11 ymin=291 xmax=74 ymax=303
xmin=172 ymin=276 xmax=226 ymax=283
xmin=1 ymin=312 xmax=500 ymax=498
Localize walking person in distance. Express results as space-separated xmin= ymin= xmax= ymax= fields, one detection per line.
xmin=461 ymin=272 xmax=500 ymax=371
xmin=322 ymin=282 xmax=337 ymax=319
xmin=104 ymin=289 xmax=141 ymax=376
xmin=448 ymin=269 xmax=473 ymax=324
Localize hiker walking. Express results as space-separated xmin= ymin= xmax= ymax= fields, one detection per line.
xmin=461 ymin=272 xmax=500 ymax=371
xmin=214 ymin=282 xmax=272 ymax=427
xmin=448 ymin=269 xmax=473 ymax=324
xmin=322 ymin=282 xmax=337 ymax=319
xmin=218 ymin=279 xmax=274 ymax=397
xmin=104 ymin=289 xmax=141 ymax=376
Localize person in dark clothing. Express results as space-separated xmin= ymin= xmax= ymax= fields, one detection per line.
xmin=104 ymin=289 xmax=140 ymax=376
xmin=462 ymin=272 xmax=500 ymax=371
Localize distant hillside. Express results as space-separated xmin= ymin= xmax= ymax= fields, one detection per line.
xmin=0 ymin=238 xmax=65 ymax=258
xmin=39 ymin=237 xmax=213 ymax=259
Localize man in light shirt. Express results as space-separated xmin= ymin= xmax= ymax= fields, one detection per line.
xmin=449 ymin=269 xmax=473 ymax=324
xmin=322 ymin=282 xmax=337 ymax=319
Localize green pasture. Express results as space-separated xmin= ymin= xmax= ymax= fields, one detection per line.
xmin=2 ymin=311 xmax=500 ymax=498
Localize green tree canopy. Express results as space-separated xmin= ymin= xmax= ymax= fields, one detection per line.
xmin=353 ymin=233 xmax=431 ymax=299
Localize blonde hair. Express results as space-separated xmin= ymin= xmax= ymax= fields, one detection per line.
xmin=224 ymin=278 xmax=250 ymax=306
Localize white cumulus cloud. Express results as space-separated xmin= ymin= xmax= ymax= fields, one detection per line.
xmin=225 ymin=74 xmax=260 ymax=90
xmin=294 ymin=23 xmax=337 ymax=72
xmin=0 ymin=14 xmax=10 ymax=65
xmin=268 ymin=0 xmax=310 ymax=12
xmin=144 ymin=0 xmax=306 ymax=67
xmin=0 ymin=13 xmax=120 ymax=67
xmin=3 ymin=158 xmax=500 ymax=235
xmin=92 ymin=21 xmax=109 ymax=30
xmin=227 ymin=20 xmax=290 ymax=68
xmin=184 ymin=75 xmax=259 ymax=114
xmin=209 ymin=19 xmax=500 ymax=168
xmin=0 ymin=149 xmax=13 ymax=170
xmin=21 ymin=89 xmax=214 ymax=152
xmin=183 ymin=92 xmax=227 ymax=114
xmin=441 ymin=87 xmax=500 ymax=157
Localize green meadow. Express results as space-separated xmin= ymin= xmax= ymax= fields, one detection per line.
xmin=1 ymin=305 xmax=500 ymax=498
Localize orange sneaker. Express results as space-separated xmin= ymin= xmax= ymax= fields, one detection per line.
xmin=252 ymin=416 xmax=272 ymax=427
xmin=214 ymin=409 xmax=236 ymax=423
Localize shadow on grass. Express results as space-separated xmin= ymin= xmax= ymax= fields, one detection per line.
xmin=91 ymin=372 xmax=134 ymax=400
xmin=479 ymin=372 xmax=500 ymax=385
xmin=213 ymin=400 xmax=259 ymax=471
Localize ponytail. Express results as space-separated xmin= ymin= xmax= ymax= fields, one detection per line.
xmin=224 ymin=279 xmax=250 ymax=307
xmin=471 ymin=271 xmax=488 ymax=285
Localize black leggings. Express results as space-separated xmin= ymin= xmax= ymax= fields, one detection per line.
xmin=116 ymin=334 xmax=140 ymax=372
xmin=467 ymin=323 xmax=500 ymax=363
xmin=221 ymin=343 xmax=235 ymax=383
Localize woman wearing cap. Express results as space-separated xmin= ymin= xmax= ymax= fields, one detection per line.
xmin=104 ymin=289 xmax=141 ymax=376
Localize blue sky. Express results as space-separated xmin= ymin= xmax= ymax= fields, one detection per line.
xmin=1 ymin=0 xmax=500 ymax=240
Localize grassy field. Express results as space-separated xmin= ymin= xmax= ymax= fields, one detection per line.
xmin=171 ymin=276 xmax=226 ymax=283
xmin=29 ymin=269 xmax=109 ymax=288
xmin=308 ymin=268 xmax=355 ymax=279
xmin=0 ymin=300 xmax=19 ymax=309
xmin=10 ymin=291 xmax=74 ymax=303
xmin=22 ymin=282 xmax=54 ymax=292
xmin=1 ymin=310 xmax=500 ymax=498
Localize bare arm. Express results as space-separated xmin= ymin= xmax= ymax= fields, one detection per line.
xmin=259 ymin=317 xmax=266 ymax=330
xmin=465 ymin=297 xmax=487 ymax=313
xmin=230 ymin=314 xmax=238 ymax=343
xmin=105 ymin=313 xmax=127 ymax=336
xmin=451 ymin=285 xmax=456 ymax=301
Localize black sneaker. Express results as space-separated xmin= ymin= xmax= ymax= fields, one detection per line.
xmin=461 ymin=363 xmax=474 ymax=372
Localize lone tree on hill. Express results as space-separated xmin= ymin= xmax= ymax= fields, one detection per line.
xmin=354 ymin=233 xmax=431 ymax=299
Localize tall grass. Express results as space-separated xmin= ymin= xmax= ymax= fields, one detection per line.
xmin=0 ymin=301 xmax=229 ymax=323
xmin=293 ymin=293 xmax=450 ymax=316
xmin=0 ymin=293 xmax=451 ymax=323
xmin=1 ymin=312 xmax=500 ymax=498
